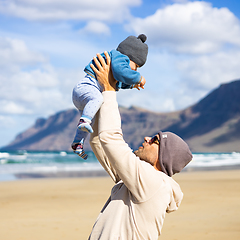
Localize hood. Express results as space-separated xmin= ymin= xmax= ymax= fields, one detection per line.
xmin=165 ymin=175 xmax=183 ymax=213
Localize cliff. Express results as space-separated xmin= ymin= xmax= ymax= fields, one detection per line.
xmin=2 ymin=79 xmax=240 ymax=153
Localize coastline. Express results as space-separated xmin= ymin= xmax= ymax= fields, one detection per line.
xmin=1 ymin=163 xmax=240 ymax=182
xmin=1 ymin=151 xmax=240 ymax=182
xmin=0 ymin=169 xmax=239 ymax=240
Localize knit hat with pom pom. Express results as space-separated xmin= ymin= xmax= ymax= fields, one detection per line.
xmin=116 ymin=34 xmax=148 ymax=67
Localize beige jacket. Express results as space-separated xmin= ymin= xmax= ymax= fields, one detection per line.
xmin=88 ymin=91 xmax=183 ymax=240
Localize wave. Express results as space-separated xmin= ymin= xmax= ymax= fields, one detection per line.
xmin=0 ymin=151 xmax=240 ymax=181
xmin=189 ymin=152 xmax=240 ymax=167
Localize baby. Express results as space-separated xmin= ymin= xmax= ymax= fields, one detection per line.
xmin=72 ymin=34 xmax=148 ymax=159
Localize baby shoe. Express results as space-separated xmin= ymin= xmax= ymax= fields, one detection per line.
xmin=71 ymin=142 xmax=88 ymax=160
xmin=78 ymin=119 xmax=93 ymax=133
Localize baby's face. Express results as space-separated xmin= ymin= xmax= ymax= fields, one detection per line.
xmin=129 ymin=60 xmax=139 ymax=71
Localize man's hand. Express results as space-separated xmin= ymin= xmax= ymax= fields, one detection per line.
xmin=90 ymin=51 xmax=117 ymax=92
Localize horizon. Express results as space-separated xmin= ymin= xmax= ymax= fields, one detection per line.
xmin=1 ymin=0 xmax=240 ymax=147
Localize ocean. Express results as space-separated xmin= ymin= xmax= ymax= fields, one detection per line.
xmin=1 ymin=150 xmax=240 ymax=181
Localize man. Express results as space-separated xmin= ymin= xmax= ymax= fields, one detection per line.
xmin=88 ymin=52 xmax=192 ymax=240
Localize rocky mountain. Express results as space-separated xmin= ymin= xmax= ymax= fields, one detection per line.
xmin=166 ymin=79 xmax=240 ymax=152
xmin=2 ymin=79 xmax=240 ymax=153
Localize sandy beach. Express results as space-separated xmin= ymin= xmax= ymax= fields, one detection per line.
xmin=0 ymin=170 xmax=240 ymax=240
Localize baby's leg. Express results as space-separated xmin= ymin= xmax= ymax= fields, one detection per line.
xmin=71 ymin=109 xmax=88 ymax=160
xmin=72 ymin=82 xmax=103 ymax=160
xmin=81 ymin=86 xmax=103 ymax=122
xmin=77 ymin=85 xmax=103 ymax=133
xmin=73 ymin=82 xmax=103 ymax=132
xmin=72 ymin=127 xmax=88 ymax=160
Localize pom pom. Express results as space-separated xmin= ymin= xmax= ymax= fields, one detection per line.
xmin=137 ymin=34 xmax=147 ymax=43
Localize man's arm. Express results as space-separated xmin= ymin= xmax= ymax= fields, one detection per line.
xmin=98 ymin=90 xmax=160 ymax=201
xmin=89 ymin=111 xmax=120 ymax=183
xmin=92 ymin=52 xmax=161 ymax=201
xmin=89 ymin=52 xmax=120 ymax=183
xmin=110 ymin=50 xmax=142 ymax=86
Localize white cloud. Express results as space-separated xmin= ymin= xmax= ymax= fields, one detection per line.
xmin=1 ymin=0 xmax=240 ymax=148
xmin=117 ymin=87 xmax=178 ymax=112
xmin=119 ymin=1 xmax=240 ymax=112
xmin=126 ymin=1 xmax=240 ymax=54
xmin=177 ymin=50 xmax=240 ymax=90
xmin=80 ymin=21 xmax=111 ymax=35
xmin=0 ymin=36 xmax=72 ymax=117
xmin=0 ymin=101 xmax=32 ymax=114
xmin=0 ymin=0 xmax=141 ymax=22
xmin=0 ymin=67 xmax=63 ymax=115
xmin=0 ymin=37 xmax=46 ymax=73
xmin=116 ymin=46 xmax=240 ymax=112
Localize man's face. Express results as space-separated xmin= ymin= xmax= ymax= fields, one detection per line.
xmin=134 ymin=135 xmax=160 ymax=168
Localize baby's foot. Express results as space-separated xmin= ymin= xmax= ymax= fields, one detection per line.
xmin=71 ymin=142 xmax=88 ymax=160
xmin=78 ymin=119 xmax=93 ymax=133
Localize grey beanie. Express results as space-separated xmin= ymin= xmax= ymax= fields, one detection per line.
xmin=158 ymin=131 xmax=192 ymax=177
xmin=116 ymin=34 xmax=148 ymax=67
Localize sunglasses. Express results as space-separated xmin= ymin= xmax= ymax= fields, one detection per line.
xmin=149 ymin=135 xmax=160 ymax=145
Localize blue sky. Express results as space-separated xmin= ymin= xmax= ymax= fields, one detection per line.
xmin=0 ymin=0 xmax=240 ymax=147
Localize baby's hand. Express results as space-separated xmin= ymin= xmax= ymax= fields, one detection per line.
xmin=133 ymin=77 xmax=146 ymax=90
xmin=139 ymin=76 xmax=146 ymax=89
xmin=133 ymin=84 xmax=141 ymax=90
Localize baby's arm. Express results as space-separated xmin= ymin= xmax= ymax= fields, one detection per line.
xmin=111 ymin=50 xmax=142 ymax=86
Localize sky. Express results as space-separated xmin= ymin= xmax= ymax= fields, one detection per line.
xmin=0 ymin=0 xmax=240 ymax=148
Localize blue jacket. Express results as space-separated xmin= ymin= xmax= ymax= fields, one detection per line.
xmin=84 ymin=50 xmax=142 ymax=90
